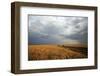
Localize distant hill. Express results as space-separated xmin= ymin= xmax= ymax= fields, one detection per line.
xmin=59 ymin=43 xmax=87 ymax=48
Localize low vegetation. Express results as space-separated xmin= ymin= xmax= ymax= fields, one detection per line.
xmin=28 ymin=45 xmax=87 ymax=60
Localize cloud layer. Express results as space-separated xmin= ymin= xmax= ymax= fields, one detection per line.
xmin=28 ymin=15 xmax=88 ymax=45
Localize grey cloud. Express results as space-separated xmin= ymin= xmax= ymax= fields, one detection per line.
xmin=28 ymin=15 xmax=88 ymax=45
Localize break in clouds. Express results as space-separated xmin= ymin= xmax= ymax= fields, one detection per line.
xmin=28 ymin=15 xmax=88 ymax=45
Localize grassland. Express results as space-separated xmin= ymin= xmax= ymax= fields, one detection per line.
xmin=28 ymin=45 xmax=87 ymax=60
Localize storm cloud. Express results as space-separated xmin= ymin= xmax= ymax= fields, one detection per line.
xmin=28 ymin=15 xmax=88 ymax=45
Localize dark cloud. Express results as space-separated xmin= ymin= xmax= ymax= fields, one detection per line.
xmin=28 ymin=15 xmax=88 ymax=45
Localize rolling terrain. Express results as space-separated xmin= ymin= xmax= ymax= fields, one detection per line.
xmin=28 ymin=44 xmax=87 ymax=60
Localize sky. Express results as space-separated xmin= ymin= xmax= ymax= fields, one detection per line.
xmin=28 ymin=15 xmax=88 ymax=45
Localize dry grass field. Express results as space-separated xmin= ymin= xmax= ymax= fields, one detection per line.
xmin=28 ymin=45 xmax=87 ymax=60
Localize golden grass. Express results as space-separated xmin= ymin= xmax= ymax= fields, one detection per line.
xmin=28 ymin=45 xmax=86 ymax=60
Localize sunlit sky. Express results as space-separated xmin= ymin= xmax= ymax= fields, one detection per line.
xmin=28 ymin=15 xmax=88 ymax=45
